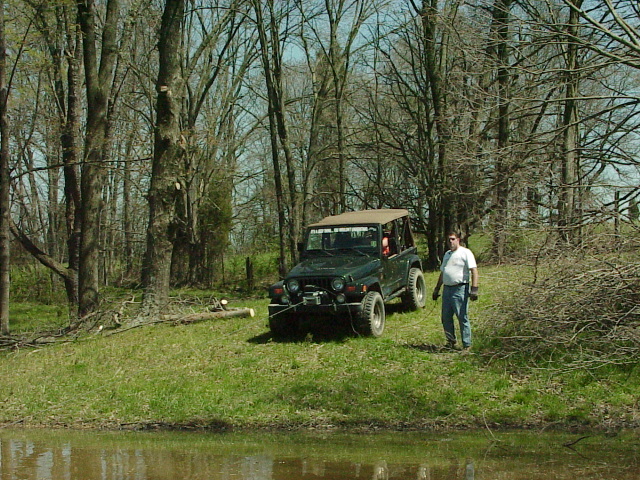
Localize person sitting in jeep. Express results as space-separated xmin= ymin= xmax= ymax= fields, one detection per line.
xmin=267 ymin=209 xmax=426 ymax=337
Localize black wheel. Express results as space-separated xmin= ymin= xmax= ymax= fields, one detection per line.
xmin=269 ymin=312 xmax=298 ymax=337
xmin=402 ymin=267 xmax=426 ymax=310
xmin=356 ymin=291 xmax=385 ymax=337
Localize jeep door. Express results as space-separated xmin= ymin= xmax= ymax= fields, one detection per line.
xmin=381 ymin=253 xmax=402 ymax=297
xmin=380 ymin=219 xmax=402 ymax=296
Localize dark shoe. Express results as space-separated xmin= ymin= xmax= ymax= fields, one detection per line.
xmin=445 ymin=341 xmax=458 ymax=350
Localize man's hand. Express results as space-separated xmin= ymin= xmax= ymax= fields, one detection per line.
xmin=432 ymin=289 xmax=440 ymax=301
xmin=470 ymin=286 xmax=479 ymax=301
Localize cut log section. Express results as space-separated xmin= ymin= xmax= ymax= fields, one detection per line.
xmin=164 ymin=308 xmax=255 ymax=325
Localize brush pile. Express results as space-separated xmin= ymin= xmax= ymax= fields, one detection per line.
xmin=487 ymin=240 xmax=640 ymax=371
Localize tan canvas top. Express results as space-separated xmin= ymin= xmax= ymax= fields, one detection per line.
xmin=308 ymin=209 xmax=409 ymax=227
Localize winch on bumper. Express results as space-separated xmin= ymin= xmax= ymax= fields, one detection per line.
xmin=268 ymin=280 xmax=367 ymax=317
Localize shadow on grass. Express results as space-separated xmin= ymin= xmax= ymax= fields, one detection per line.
xmin=401 ymin=343 xmax=463 ymax=354
xmin=248 ymin=316 xmax=363 ymax=344
xmin=384 ymin=302 xmax=415 ymax=315
xmin=247 ymin=305 xmax=422 ymax=345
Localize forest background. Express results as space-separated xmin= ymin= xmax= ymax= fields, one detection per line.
xmin=0 ymin=0 xmax=639 ymax=340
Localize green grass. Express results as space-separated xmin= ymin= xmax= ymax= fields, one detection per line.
xmin=1 ymin=267 xmax=638 ymax=431
xmin=8 ymin=303 xmax=71 ymax=332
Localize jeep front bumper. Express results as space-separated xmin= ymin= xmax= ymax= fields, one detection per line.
xmin=268 ymin=295 xmax=364 ymax=318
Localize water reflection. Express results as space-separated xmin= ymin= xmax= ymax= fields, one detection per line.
xmin=0 ymin=429 xmax=637 ymax=480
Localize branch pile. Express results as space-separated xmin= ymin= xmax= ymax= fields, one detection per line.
xmin=488 ymin=253 xmax=640 ymax=371
xmin=0 ymin=332 xmax=70 ymax=351
xmin=1 ymin=296 xmax=256 ymax=349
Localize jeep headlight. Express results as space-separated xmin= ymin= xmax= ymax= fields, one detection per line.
xmin=286 ymin=279 xmax=300 ymax=294
xmin=331 ymin=277 xmax=345 ymax=292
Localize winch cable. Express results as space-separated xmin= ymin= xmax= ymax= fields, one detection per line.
xmin=213 ymin=300 xmax=306 ymax=340
xmin=393 ymin=299 xmax=440 ymax=335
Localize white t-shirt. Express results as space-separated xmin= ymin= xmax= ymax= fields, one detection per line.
xmin=441 ymin=246 xmax=477 ymax=286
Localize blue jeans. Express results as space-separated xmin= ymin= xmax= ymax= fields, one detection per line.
xmin=442 ymin=284 xmax=472 ymax=347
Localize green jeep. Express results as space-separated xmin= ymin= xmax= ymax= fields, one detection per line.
xmin=268 ymin=209 xmax=426 ymax=337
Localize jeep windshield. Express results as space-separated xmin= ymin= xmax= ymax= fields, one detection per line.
xmin=304 ymin=225 xmax=378 ymax=256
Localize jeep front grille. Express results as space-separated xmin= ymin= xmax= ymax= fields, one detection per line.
xmin=300 ymin=277 xmax=332 ymax=291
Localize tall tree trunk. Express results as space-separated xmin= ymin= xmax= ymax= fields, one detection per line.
xmin=267 ymin=0 xmax=300 ymax=265
xmin=122 ymin=131 xmax=135 ymax=280
xmin=29 ymin=1 xmax=82 ymax=307
xmin=266 ymin=94 xmax=288 ymax=277
xmin=0 ymin=0 xmax=10 ymax=335
xmin=559 ymin=0 xmax=583 ymax=244
xmin=252 ymin=0 xmax=294 ymax=275
xmin=63 ymin=23 xmax=82 ymax=307
xmin=303 ymin=54 xmax=330 ymax=223
xmin=490 ymin=0 xmax=512 ymax=260
xmin=418 ymin=0 xmax=450 ymax=263
xmin=77 ymin=0 xmax=120 ymax=316
xmin=141 ymin=0 xmax=186 ymax=312
xmin=46 ymin=149 xmax=60 ymax=262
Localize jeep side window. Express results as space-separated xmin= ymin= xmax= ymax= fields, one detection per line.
xmin=383 ymin=222 xmax=398 ymax=256
xmin=395 ymin=219 xmax=403 ymax=251
xmin=382 ymin=233 xmax=390 ymax=256
xmin=389 ymin=217 xmax=412 ymax=252
xmin=401 ymin=217 xmax=414 ymax=249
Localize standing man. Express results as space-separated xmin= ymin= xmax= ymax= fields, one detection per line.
xmin=432 ymin=232 xmax=479 ymax=351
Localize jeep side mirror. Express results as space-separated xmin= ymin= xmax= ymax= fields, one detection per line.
xmin=297 ymin=241 xmax=304 ymax=253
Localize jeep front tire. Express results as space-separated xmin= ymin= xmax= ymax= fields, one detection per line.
xmin=356 ymin=291 xmax=385 ymax=337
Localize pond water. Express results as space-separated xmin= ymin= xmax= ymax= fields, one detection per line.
xmin=0 ymin=428 xmax=637 ymax=479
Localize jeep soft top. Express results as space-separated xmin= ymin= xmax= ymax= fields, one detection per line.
xmin=308 ymin=209 xmax=410 ymax=227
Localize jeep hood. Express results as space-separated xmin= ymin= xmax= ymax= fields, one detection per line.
xmin=287 ymin=255 xmax=380 ymax=280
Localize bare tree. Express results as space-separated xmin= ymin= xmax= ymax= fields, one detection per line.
xmin=251 ymin=0 xmax=300 ymax=274
xmin=296 ymin=0 xmax=375 ymax=217
xmin=562 ymin=0 xmax=640 ymax=69
xmin=76 ymin=0 xmax=121 ymax=316
xmin=141 ymin=0 xmax=186 ymax=312
xmin=365 ymin=0 xmax=462 ymax=268
xmin=19 ymin=0 xmax=83 ymax=306
xmin=171 ymin=0 xmax=254 ymax=287
xmin=557 ymin=0 xmax=583 ymax=243
xmin=489 ymin=0 xmax=513 ymax=260
xmin=0 ymin=0 xmax=9 ymax=335
xmin=513 ymin=0 xmax=640 ymax=241
xmin=10 ymin=0 xmax=142 ymax=310
xmin=559 ymin=0 xmax=640 ymax=221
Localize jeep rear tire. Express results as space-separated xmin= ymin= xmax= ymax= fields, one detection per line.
xmin=403 ymin=267 xmax=426 ymax=310
xmin=356 ymin=291 xmax=385 ymax=337
xmin=269 ymin=313 xmax=298 ymax=337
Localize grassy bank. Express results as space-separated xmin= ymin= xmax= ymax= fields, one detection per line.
xmin=1 ymin=266 xmax=638 ymax=431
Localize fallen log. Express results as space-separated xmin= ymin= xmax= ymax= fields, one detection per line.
xmin=163 ymin=307 xmax=255 ymax=325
